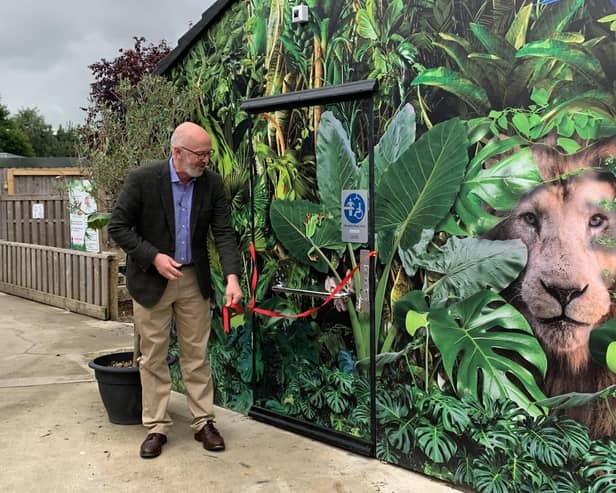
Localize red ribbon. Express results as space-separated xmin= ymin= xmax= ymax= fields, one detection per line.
xmin=222 ymin=243 xmax=377 ymax=333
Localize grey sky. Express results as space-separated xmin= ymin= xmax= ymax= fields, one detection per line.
xmin=0 ymin=0 xmax=214 ymax=129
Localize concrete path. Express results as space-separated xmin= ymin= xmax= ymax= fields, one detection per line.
xmin=0 ymin=292 xmax=460 ymax=493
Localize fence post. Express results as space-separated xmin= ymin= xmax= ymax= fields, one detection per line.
xmin=108 ymin=254 xmax=119 ymax=321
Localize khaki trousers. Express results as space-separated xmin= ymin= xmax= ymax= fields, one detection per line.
xmin=132 ymin=266 xmax=214 ymax=435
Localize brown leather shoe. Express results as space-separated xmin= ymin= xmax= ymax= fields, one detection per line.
xmin=140 ymin=433 xmax=167 ymax=458
xmin=194 ymin=420 xmax=225 ymax=451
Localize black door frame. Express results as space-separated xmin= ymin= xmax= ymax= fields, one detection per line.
xmin=240 ymin=79 xmax=378 ymax=457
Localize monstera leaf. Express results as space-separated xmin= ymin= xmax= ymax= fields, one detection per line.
xmin=455 ymin=140 xmax=542 ymax=235
xmin=316 ymin=112 xmax=359 ymax=220
xmin=375 ymin=119 xmax=468 ymax=264
xmin=429 ymin=290 xmax=547 ymax=414
xmin=415 ymin=424 xmax=458 ymax=463
xmin=400 ymin=237 xmax=528 ymax=308
xmin=270 ymin=199 xmax=345 ymax=273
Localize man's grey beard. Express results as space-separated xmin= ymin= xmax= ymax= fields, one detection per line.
xmin=185 ymin=165 xmax=205 ymax=178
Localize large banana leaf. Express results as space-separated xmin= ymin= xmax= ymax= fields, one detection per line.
xmin=540 ymin=90 xmax=616 ymax=126
xmin=434 ymin=35 xmax=473 ymax=78
xmin=429 ymin=290 xmax=547 ymax=414
xmin=505 ymin=4 xmax=533 ymax=50
xmin=359 ymin=103 xmax=417 ymax=189
xmin=355 ymin=8 xmax=379 ymax=41
xmin=375 ymin=119 xmax=468 ymax=264
xmin=470 ymin=22 xmax=516 ymax=61
xmin=411 ymin=67 xmax=490 ymax=113
xmin=316 ymin=112 xmax=359 ymax=220
xmin=530 ymin=0 xmax=585 ymax=41
xmin=516 ymin=39 xmax=607 ymax=85
xmin=400 ymin=237 xmax=528 ymax=308
xmin=269 ymin=199 xmax=345 ymax=273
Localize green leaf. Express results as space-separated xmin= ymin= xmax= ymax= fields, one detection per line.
xmin=419 ymin=391 xmax=471 ymax=433
xmin=325 ymin=389 xmax=347 ymax=413
xmin=429 ymin=290 xmax=547 ymax=412
xmin=396 ymin=228 xmax=434 ymax=277
xmin=406 ymin=237 xmax=527 ymax=308
xmin=557 ymin=137 xmax=581 ymax=154
xmin=405 ymin=310 xmax=428 ymax=336
xmin=464 ymin=148 xmax=543 ymax=212
xmin=512 ymin=112 xmax=531 ymax=137
xmin=516 ymin=39 xmax=606 ymax=84
xmin=360 ymin=103 xmax=416 ymax=189
xmin=433 ymin=38 xmax=473 ymax=79
xmin=357 ymin=342 xmax=420 ymax=371
xmin=582 ymin=441 xmax=616 ymax=490
xmin=470 ymin=22 xmax=516 ymax=61
xmin=411 ymin=67 xmax=490 ymax=113
xmin=554 ymin=419 xmax=590 ymax=458
xmin=505 ymin=4 xmax=533 ymax=49
xmin=355 ymin=9 xmax=378 ymax=40
xmin=87 ymin=212 xmax=111 ymax=231
xmin=535 ymin=384 xmax=616 ymax=410
xmin=540 ymin=91 xmax=616 ymax=128
xmin=530 ymin=0 xmax=585 ymax=41
xmin=522 ymin=417 xmax=568 ymax=468
xmin=375 ymin=119 xmax=468 ymax=264
xmin=393 ymin=290 xmax=430 ymax=332
xmin=530 ymin=87 xmax=549 ymax=106
xmin=269 ymin=200 xmax=345 ymax=273
xmin=454 ymin=192 xmax=502 ymax=236
xmin=415 ymin=424 xmax=457 ymax=463
xmin=316 ymin=112 xmax=359 ymax=219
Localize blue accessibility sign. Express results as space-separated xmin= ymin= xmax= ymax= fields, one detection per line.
xmin=343 ymin=193 xmax=366 ymax=224
xmin=341 ymin=190 xmax=368 ymax=243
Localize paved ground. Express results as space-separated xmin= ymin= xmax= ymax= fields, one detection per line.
xmin=0 ymin=292 xmax=460 ymax=493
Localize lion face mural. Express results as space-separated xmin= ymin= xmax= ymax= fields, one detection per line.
xmin=486 ymin=137 xmax=616 ymax=438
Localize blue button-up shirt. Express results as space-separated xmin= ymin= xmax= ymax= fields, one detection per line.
xmin=169 ymin=159 xmax=194 ymax=264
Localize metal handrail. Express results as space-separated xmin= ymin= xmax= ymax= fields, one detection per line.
xmin=271 ymin=283 xmax=352 ymax=301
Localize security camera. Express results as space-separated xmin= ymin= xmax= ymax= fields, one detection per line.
xmin=291 ymin=5 xmax=309 ymax=23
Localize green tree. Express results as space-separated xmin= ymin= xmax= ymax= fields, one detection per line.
xmin=78 ymin=73 xmax=197 ymax=210
xmin=0 ymin=99 xmax=34 ymax=156
xmin=12 ymin=108 xmax=56 ymax=156
xmin=53 ymin=124 xmax=79 ymax=157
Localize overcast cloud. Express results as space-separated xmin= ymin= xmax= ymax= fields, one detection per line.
xmin=0 ymin=0 xmax=214 ymax=129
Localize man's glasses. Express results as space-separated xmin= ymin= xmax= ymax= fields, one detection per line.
xmin=180 ymin=146 xmax=215 ymax=159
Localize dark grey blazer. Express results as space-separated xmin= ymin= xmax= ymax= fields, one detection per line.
xmin=108 ymin=160 xmax=241 ymax=308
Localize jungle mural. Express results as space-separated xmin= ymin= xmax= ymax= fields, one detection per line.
xmin=167 ymin=0 xmax=616 ymax=491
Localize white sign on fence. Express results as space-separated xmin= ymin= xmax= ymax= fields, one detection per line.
xmin=31 ymin=203 xmax=44 ymax=219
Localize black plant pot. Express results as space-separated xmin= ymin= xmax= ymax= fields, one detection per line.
xmin=89 ymin=351 xmax=142 ymax=425
xmin=89 ymin=351 xmax=178 ymax=425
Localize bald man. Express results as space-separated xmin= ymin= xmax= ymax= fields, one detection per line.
xmin=109 ymin=122 xmax=242 ymax=458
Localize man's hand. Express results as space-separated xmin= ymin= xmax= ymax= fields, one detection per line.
xmin=225 ymin=274 xmax=243 ymax=306
xmin=153 ymin=253 xmax=183 ymax=280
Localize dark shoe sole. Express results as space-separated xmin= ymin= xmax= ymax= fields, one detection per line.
xmin=140 ymin=450 xmax=162 ymax=459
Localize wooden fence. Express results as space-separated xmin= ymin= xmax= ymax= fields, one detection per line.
xmin=0 ymin=240 xmax=119 ymax=320
xmin=0 ymin=195 xmax=70 ymax=248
